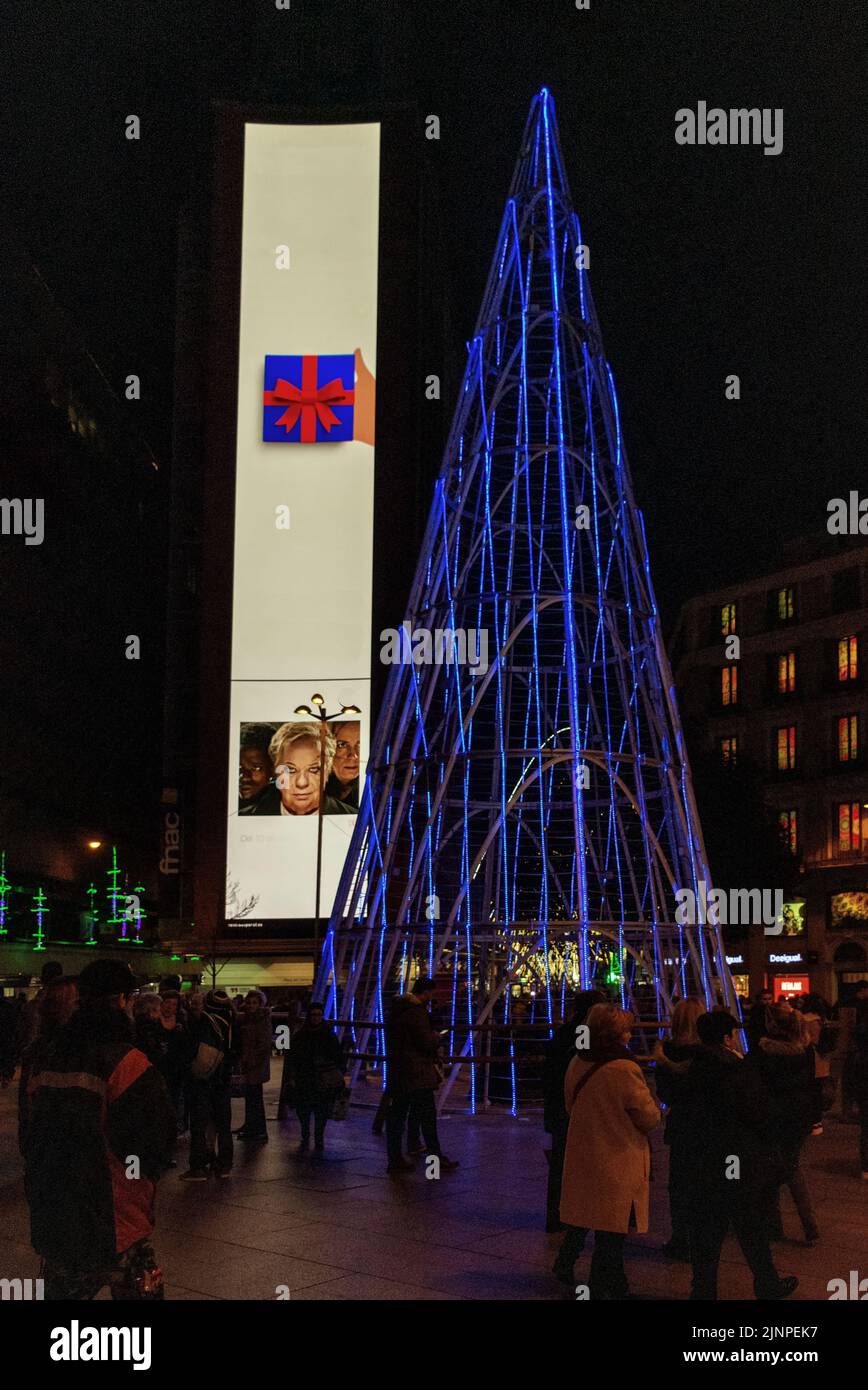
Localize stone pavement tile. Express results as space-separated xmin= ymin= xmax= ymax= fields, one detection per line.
xmin=312 ymin=1199 xmax=517 ymax=1250
xmin=0 ymin=1236 xmax=41 ymax=1278
xmin=0 ymin=1194 xmax=32 ymax=1243
xmin=156 ymin=1194 xmax=318 ymax=1240
xmin=228 ymin=1215 xmax=549 ymax=1298
xmin=430 ymin=1262 xmax=556 ymax=1301
xmin=304 ymin=1174 xmax=481 ymax=1206
xmin=291 ymin=1272 xmax=454 ymax=1301
xmin=157 ymin=1219 xmax=344 ymax=1268
xmin=155 ymin=1236 xmax=347 ymax=1300
xmin=164 ymin=1179 xmax=368 ymax=1216
xmin=167 ymin=1284 xmax=222 ymax=1301
xmin=460 ymin=1226 xmax=561 ymax=1266
xmin=271 ymin=1164 xmax=387 ymax=1193
xmin=423 ymin=1189 xmax=543 ymax=1230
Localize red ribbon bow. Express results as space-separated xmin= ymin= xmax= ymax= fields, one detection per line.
xmin=263 ymin=356 xmax=355 ymax=442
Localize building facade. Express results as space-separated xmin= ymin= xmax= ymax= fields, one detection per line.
xmin=0 ymin=225 xmax=166 ymax=988
xmin=672 ymin=536 xmax=868 ymax=1005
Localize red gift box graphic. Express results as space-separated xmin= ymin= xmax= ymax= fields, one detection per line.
xmin=263 ymin=355 xmax=355 ymax=443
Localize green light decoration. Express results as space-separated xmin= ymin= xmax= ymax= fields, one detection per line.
xmin=129 ymin=883 xmax=145 ymax=944
xmin=106 ymin=846 xmax=123 ymax=936
xmin=84 ymin=881 xmax=99 ymax=945
xmin=31 ymin=886 xmax=48 ymax=952
xmin=605 ymin=951 xmax=624 ymax=987
xmin=0 ymin=853 xmax=10 ymax=935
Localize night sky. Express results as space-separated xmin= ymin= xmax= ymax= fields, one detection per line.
xmin=3 ymin=0 xmax=865 ymax=621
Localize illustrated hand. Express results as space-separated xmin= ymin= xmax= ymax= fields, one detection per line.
xmin=353 ymin=347 xmax=376 ymax=446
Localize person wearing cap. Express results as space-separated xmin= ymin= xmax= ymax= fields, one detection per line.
xmin=680 ymin=1010 xmax=798 ymax=1302
xmin=23 ymin=960 xmax=177 ymax=1300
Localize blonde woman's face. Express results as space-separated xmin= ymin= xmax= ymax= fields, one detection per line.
xmin=275 ymin=737 xmax=322 ymax=814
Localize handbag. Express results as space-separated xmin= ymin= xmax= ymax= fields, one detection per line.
xmin=330 ymin=1087 xmax=351 ymax=1121
xmin=189 ymin=1010 xmax=229 ymax=1081
xmin=316 ymin=1064 xmax=345 ymax=1092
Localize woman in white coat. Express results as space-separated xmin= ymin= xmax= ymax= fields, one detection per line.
xmin=554 ymin=1003 xmax=660 ymax=1298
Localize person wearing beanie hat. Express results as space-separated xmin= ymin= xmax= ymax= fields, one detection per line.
xmin=23 ymin=959 xmax=176 ymax=1299
xmin=678 ymin=1010 xmax=798 ymax=1302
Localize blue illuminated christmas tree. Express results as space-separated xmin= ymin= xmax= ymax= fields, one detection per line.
xmin=316 ymin=89 xmax=737 ymax=1107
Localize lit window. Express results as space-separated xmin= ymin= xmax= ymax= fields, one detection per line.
xmin=778 ymin=809 xmax=798 ymax=856
xmin=721 ymin=603 xmax=737 ymax=637
xmin=777 ymin=587 xmax=794 ymax=622
xmin=721 ymin=666 xmax=738 ymax=707
xmin=720 ymin=736 xmax=738 ymax=767
xmin=838 ymin=636 xmax=858 ymax=682
xmin=838 ymin=714 xmax=859 ymax=762
xmin=776 ymin=725 xmax=796 ymax=772
xmin=837 ymin=802 xmax=864 ymax=855
xmin=777 ymin=652 xmax=796 ymax=694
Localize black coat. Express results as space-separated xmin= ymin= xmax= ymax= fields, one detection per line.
xmin=746 ymin=1002 xmax=771 ymax=1052
xmin=289 ymin=1024 xmax=344 ymax=1102
xmin=654 ymin=1040 xmax=704 ymax=1145
xmin=745 ymin=1039 xmax=816 ymax=1153
xmin=679 ymin=1045 xmax=785 ymax=1200
xmin=385 ymin=996 xmax=441 ymax=1095
xmin=542 ymin=1018 xmax=580 ymax=1135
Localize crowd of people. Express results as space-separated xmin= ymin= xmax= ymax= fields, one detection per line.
xmin=544 ymin=983 xmax=868 ymax=1300
xmin=4 ymin=957 xmax=868 ymax=1302
xmin=4 ymin=960 xmax=466 ymax=1300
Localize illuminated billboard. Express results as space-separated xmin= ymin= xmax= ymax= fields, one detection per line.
xmin=225 ymin=122 xmax=380 ymax=924
xmin=779 ymin=898 xmax=806 ymax=936
xmin=830 ymin=891 xmax=868 ymax=930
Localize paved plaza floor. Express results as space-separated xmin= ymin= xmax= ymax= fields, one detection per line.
xmin=1 ymin=1077 xmax=866 ymax=1301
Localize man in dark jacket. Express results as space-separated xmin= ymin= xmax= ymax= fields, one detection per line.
xmin=682 ymin=1011 xmax=797 ymax=1301
xmin=746 ymin=989 xmax=773 ymax=1053
xmin=384 ymin=977 xmax=458 ymax=1174
xmin=24 ymin=960 xmax=176 ymax=1300
xmin=183 ymin=989 xmax=238 ymax=1179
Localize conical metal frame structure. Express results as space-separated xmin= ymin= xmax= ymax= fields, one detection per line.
xmin=317 ymin=89 xmax=738 ymax=1107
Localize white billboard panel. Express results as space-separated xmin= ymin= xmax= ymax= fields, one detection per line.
xmin=225 ymin=122 xmax=379 ymax=924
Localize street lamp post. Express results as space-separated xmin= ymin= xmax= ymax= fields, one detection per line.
xmin=293 ymin=696 xmax=361 ymax=974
